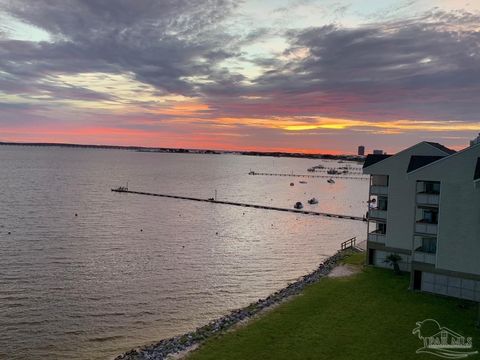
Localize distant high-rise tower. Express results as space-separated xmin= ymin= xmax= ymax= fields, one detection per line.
xmin=358 ymin=145 xmax=365 ymax=156
xmin=373 ymin=149 xmax=384 ymax=155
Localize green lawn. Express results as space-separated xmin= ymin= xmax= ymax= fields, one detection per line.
xmin=187 ymin=253 xmax=479 ymax=360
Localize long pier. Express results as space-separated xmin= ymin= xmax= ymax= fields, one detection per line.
xmin=248 ymin=171 xmax=368 ymax=180
xmin=111 ymin=188 xmax=365 ymax=222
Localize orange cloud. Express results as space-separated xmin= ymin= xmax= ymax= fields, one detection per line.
xmin=280 ymin=118 xmax=480 ymax=133
xmin=150 ymin=101 xmax=210 ymax=116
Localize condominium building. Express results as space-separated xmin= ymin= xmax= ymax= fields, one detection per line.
xmin=363 ymin=141 xmax=480 ymax=300
xmin=358 ymin=145 xmax=365 ymax=156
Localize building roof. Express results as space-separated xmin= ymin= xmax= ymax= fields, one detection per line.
xmin=475 ymin=158 xmax=480 ymax=181
xmin=363 ymin=154 xmax=391 ymax=169
xmin=407 ymin=156 xmax=446 ymax=173
xmin=408 ymin=142 xmax=480 ymax=177
xmin=425 ymin=142 xmax=456 ymax=155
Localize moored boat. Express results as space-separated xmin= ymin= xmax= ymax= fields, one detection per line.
xmin=294 ymin=201 xmax=303 ymax=209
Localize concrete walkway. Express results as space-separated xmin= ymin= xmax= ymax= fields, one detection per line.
xmin=327 ymin=265 xmax=360 ymax=278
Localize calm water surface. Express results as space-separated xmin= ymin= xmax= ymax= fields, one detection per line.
xmin=0 ymin=146 xmax=368 ymax=359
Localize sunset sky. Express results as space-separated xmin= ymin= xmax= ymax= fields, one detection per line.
xmin=1 ymin=0 xmax=480 ymax=154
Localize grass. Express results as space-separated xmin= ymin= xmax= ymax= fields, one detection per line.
xmin=340 ymin=251 xmax=366 ymax=266
xmin=187 ymin=253 xmax=479 ymax=360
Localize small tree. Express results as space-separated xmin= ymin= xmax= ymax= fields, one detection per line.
xmin=384 ymin=254 xmax=402 ymax=275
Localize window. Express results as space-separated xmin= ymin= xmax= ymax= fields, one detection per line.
xmin=372 ymin=175 xmax=389 ymax=186
xmin=421 ymin=237 xmax=437 ymax=253
xmin=377 ymin=223 xmax=387 ymax=234
xmin=378 ymin=196 xmax=388 ymax=211
xmin=424 ymin=181 xmax=440 ymax=194
xmin=422 ymin=209 xmax=438 ymax=224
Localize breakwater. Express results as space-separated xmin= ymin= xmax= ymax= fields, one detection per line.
xmin=111 ymin=189 xmax=365 ymax=222
xmin=115 ymin=248 xmax=359 ymax=360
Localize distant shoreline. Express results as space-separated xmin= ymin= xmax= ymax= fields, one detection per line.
xmin=0 ymin=141 xmax=364 ymax=162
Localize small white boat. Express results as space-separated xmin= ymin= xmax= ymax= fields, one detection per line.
xmin=327 ymin=179 xmax=335 ymax=184
xmin=294 ymin=202 xmax=303 ymax=209
xmin=299 ymin=180 xmax=307 ymax=184
xmin=308 ymin=198 xmax=318 ymax=204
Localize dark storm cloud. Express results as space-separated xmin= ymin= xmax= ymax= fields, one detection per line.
xmin=2 ymin=0 xmax=233 ymax=40
xmin=0 ymin=101 xmax=36 ymax=110
xmin=0 ymin=0 xmax=239 ymax=96
xmin=204 ymin=11 xmax=480 ymax=123
xmin=0 ymin=1 xmax=479 ymax=127
xmin=0 ymin=56 xmax=116 ymax=101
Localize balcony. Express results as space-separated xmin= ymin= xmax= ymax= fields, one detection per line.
xmin=413 ymin=249 xmax=436 ymax=265
xmin=369 ymin=208 xmax=387 ymax=221
xmin=416 ymin=192 xmax=439 ymax=206
xmin=370 ymin=185 xmax=388 ymax=196
xmin=368 ymin=230 xmax=386 ymax=244
xmin=415 ymin=220 xmax=438 ymax=235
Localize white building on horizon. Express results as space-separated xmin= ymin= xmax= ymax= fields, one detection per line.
xmin=363 ymin=141 xmax=480 ymax=300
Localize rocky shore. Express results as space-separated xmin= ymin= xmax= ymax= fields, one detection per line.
xmin=115 ymin=248 xmax=358 ymax=360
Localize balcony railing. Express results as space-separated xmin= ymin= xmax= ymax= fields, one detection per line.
xmin=368 ymin=208 xmax=387 ymax=220
xmin=368 ymin=230 xmax=386 ymax=244
xmin=416 ymin=192 xmax=440 ymax=206
xmin=415 ymin=221 xmax=438 ymax=235
xmin=413 ymin=249 xmax=436 ymax=265
xmin=370 ymin=185 xmax=388 ymax=196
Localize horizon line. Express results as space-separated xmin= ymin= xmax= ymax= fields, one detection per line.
xmin=0 ymin=140 xmax=367 ymax=158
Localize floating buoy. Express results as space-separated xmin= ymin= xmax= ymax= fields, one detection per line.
xmin=75 ymin=213 xmax=78 ymax=217
xmin=140 ymin=229 xmax=143 ymax=232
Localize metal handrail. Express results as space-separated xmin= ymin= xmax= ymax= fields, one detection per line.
xmin=341 ymin=237 xmax=357 ymax=250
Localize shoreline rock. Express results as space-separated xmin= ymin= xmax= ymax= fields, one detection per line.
xmin=114 ymin=248 xmax=359 ymax=360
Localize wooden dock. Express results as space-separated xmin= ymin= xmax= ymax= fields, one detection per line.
xmin=248 ymin=171 xmax=368 ymax=180
xmin=111 ymin=188 xmax=365 ymax=222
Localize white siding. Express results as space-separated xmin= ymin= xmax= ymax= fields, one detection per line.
xmin=421 ymin=272 xmax=480 ymax=301
xmin=410 ymin=144 xmax=480 ymax=276
xmin=365 ymin=142 xmax=451 ymax=252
